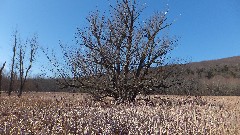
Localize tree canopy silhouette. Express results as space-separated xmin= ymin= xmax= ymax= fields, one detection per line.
xmin=46 ymin=0 xmax=180 ymax=103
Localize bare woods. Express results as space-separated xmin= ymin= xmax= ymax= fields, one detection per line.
xmin=0 ymin=31 xmax=38 ymax=97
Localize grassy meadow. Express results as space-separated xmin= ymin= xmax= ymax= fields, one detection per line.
xmin=0 ymin=92 xmax=239 ymax=134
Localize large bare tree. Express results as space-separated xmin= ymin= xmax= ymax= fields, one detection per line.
xmin=46 ymin=0 xmax=181 ymax=102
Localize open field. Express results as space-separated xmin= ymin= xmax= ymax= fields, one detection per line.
xmin=0 ymin=92 xmax=239 ymax=134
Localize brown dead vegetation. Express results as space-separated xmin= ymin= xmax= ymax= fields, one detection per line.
xmin=0 ymin=92 xmax=239 ymax=134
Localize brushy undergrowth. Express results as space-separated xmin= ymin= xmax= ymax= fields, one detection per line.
xmin=0 ymin=92 xmax=239 ymax=134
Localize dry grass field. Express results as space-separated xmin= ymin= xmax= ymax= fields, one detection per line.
xmin=0 ymin=92 xmax=239 ymax=134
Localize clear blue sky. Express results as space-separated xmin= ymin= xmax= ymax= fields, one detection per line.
xmin=0 ymin=0 xmax=240 ymax=75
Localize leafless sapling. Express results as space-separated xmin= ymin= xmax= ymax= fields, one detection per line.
xmin=8 ymin=33 xmax=17 ymax=96
xmin=17 ymin=35 xmax=38 ymax=97
xmin=0 ymin=61 xmax=6 ymax=95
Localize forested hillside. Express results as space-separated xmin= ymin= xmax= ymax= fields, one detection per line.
xmin=182 ymin=56 xmax=240 ymax=96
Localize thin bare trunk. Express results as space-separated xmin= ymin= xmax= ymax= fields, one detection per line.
xmin=0 ymin=62 xmax=6 ymax=95
xmin=18 ymin=37 xmax=37 ymax=97
xmin=8 ymin=34 xmax=17 ymax=96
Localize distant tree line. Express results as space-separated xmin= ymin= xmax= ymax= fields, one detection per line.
xmin=1 ymin=60 xmax=240 ymax=96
